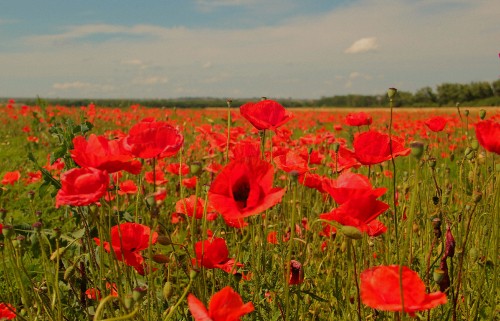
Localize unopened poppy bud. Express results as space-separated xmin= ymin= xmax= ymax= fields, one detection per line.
xmin=341 ymin=226 xmax=363 ymax=240
xmin=464 ymin=109 xmax=469 ymax=116
xmin=479 ymin=109 xmax=486 ymax=120
xmin=162 ymin=281 xmax=173 ymax=300
xmin=27 ymin=190 xmax=35 ymax=200
xmin=428 ymin=158 xmax=437 ymax=169
xmin=431 ymin=217 xmax=441 ymax=229
xmin=470 ymin=140 xmax=479 ymax=151
xmin=32 ymin=221 xmax=42 ymax=232
xmin=190 ymin=162 xmax=202 ymax=176
xmin=288 ymin=260 xmax=304 ymax=285
xmin=133 ymin=286 xmax=147 ymax=302
xmin=157 ymin=235 xmax=171 ymax=246
xmin=64 ymin=265 xmax=76 ymax=281
xmin=387 ymin=88 xmax=398 ymax=99
xmin=332 ymin=142 xmax=340 ymax=153
xmin=124 ymin=296 xmax=133 ymax=310
xmin=145 ymin=195 xmax=156 ymax=207
xmin=469 ymin=247 xmax=479 ymax=262
xmin=189 ymin=269 xmax=199 ymax=280
xmin=433 ymin=268 xmax=445 ymax=283
xmin=153 ymin=254 xmax=170 ymax=264
xmin=410 ymin=141 xmax=424 ymax=159
xmin=472 ymin=191 xmax=482 ymax=203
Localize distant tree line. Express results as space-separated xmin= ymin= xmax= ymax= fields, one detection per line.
xmin=3 ymin=79 xmax=500 ymax=108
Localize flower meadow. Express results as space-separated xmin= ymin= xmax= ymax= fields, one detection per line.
xmin=0 ymin=95 xmax=498 ymax=321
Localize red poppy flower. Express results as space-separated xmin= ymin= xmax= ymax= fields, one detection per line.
xmin=118 ymin=180 xmax=138 ymax=195
xmin=353 ymin=131 xmax=410 ymax=165
xmin=360 ymin=265 xmax=447 ymax=316
xmin=208 ymin=157 xmax=285 ymax=220
xmin=475 ymin=120 xmax=500 ymax=154
xmin=345 ymin=112 xmax=372 ymax=126
xmin=273 ymin=150 xmax=313 ymax=175
xmin=144 ymin=170 xmax=168 ymax=185
xmin=188 ymin=286 xmax=254 ymax=321
xmin=424 ymin=116 xmax=447 ymax=132
xmin=24 ymin=171 xmax=42 ymax=185
xmin=267 ymin=231 xmax=278 ymax=244
xmin=71 ymin=134 xmax=142 ymax=174
xmin=56 ymin=167 xmax=109 ymax=208
xmin=165 ymin=162 xmax=190 ymax=176
xmin=320 ymin=195 xmax=389 ymax=234
xmin=1 ymin=171 xmax=21 ymax=186
xmin=175 ymin=195 xmax=217 ymax=220
xmin=182 ymin=176 xmax=198 ymax=189
xmin=328 ymin=145 xmax=361 ymax=173
xmin=194 ymin=237 xmax=242 ymax=273
xmin=289 ymin=260 xmax=304 ymax=285
xmin=239 ymin=99 xmax=293 ymax=131
xmin=123 ymin=118 xmax=184 ymax=159
xmin=0 ymin=302 xmax=16 ymax=320
xmin=323 ymin=171 xmax=387 ymax=205
xmin=94 ymin=222 xmax=158 ymax=269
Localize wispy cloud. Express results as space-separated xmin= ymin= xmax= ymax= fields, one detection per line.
xmin=53 ymin=81 xmax=92 ymax=90
xmin=132 ymin=76 xmax=168 ymax=85
xmin=345 ymin=37 xmax=378 ymax=54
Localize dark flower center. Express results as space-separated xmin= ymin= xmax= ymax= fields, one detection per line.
xmin=232 ymin=177 xmax=251 ymax=209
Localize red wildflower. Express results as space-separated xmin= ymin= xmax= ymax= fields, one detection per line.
xmin=239 ymin=99 xmax=293 ymax=131
xmin=475 ymin=120 xmax=500 ymax=154
xmin=71 ymin=134 xmax=142 ymax=174
xmin=118 ymin=180 xmax=138 ymax=195
xmin=194 ymin=237 xmax=242 ymax=274
xmin=424 ymin=116 xmax=447 ymax=132
xmin=188 ymin=286 xmax=254 ymax=321
xmin=328 ymin=145 xmax=361 ymax=173
xmin=144 ymin=170 xmax=168 ymax=185
xmin=267 ymin=231 xmax=278 ymax=244
xmin=208 ymin=157 xmax=285 ymax=220
xmin=323 ymin=171 xmax=387 ymax=205
xmin=94 ymin=222 xmax=158 ymax=269
xmin=55 ymin=167 xmax=109 ymax=208
xmin=1 ymin=171 xmax=21 ymax=186
xmin=24 ymin=171 xmax=42 ymax=185
xmin=165 ymin=162 xmax=190 ymax=176
xmin=182 ymin=176 xmax=198 ymax=189
xmin=353 ymin=131 xmax=410 ymax=165
xmin=175 ymin=195 xmax=217 ymax=220
xmin=345 ymin=112 xmax=372 ymax=126
xmin=0 ymin=302 xmax=16 ymax=320
xmin=360 ymin=265 xmax=447 ymax=316
xmin=123 ymin=118 xmax=184 ymax=159
xmin=320 ymin=195 xmax=389 ymax=234
xmin=273 ymin=150 xmax=313 ymax=175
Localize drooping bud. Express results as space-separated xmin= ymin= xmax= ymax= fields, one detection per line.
xmin=162 ymin=281 xmax=173 ymax=300
xmin=387 ymin=88 xmax=398 ymax=99
xmin=410 ymin=141 xmax=424 ymax=159
xmin=444 ymin=225 xmax=455 ymax=258
xmin=132 ymin=285 xmax=147 ymax=302
xmin=288 ymin=260 xmax=304 ymax=285
xmin=479 ymin=109 xmax=486 ymax=120
xmin=341 ymin=225 xmax=363 ymax=240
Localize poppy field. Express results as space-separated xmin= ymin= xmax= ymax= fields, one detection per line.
xmin=0 ymin=95 xmax=498 ymax=321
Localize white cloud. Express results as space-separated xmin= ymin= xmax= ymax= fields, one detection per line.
xmin=345 ymin=37 xmax=379 ymax=54
xmin=53 ymin=81 xmax=91 ymax=90
xmin=132 ymin=76 xmax=168 ymax=85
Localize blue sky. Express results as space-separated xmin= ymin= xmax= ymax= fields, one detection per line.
xmin=1 ymin=0 xmax=499 ymax=99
